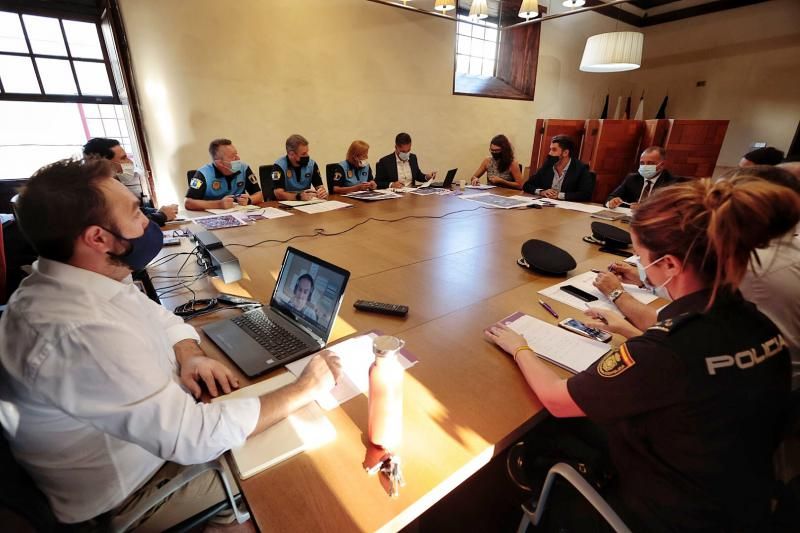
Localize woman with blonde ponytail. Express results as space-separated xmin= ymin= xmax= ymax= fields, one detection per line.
xmin=486 ymin=175 xmax=799 ymax=531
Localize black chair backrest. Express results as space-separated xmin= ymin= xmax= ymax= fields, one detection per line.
xmin=257 ymin=165 xmax=276 ymax=201
xmin=325 ymin=164 xmax=340 ymax=194
xmin=0 ymin=432 xmax=57 ymax=531
xmin=186 ymin=170 xmax=197 ymax=187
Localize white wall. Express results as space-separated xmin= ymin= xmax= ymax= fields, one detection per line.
xmin=119 ymin=0 xmax=635 ymax=204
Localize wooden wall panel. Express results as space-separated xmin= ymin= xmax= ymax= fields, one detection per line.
xmin=586 ymin=120 xmax=644 ymax=203
xmin=663 ymin=120 xmax=729 ymax=178
xmin=496 ymin=21 xmax=541 ymax=98
xmin=640 ymin=119 xmax=670 ymax=154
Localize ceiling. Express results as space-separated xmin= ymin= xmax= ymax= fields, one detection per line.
xmin=391 ymin=0 xmax=773 ymax=27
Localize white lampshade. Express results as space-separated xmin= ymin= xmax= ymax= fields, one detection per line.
xmin=519 ymin=0 xmax=539 ymax=19
xmin=579 ymin=31 xmax=643 ymax=73
xmin=434 ymin=0 xmax=456 ymax=12
xmin=469 ymin=0 xmax=489 ymax=20
xmin=563 ymin=0 xmax=586 ymax=7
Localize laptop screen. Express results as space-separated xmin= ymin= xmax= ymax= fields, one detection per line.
xmin=270 ymin=247 xmax=350 ymax=340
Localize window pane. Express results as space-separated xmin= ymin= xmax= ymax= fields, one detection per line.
xmin=471 ymin=25 xmax=484 ymax=39
xmin=485 ymin=28 xmax=497 ymax=42
xmin=35 ymin=58 xmax=77 ymax=94
xmin=0 ymin=11 xmax=27 ymax=53
xmin=74 ymin=61 xmax=112 ymax=96
xmin=457 ymin=21 xmax=470 ymax=36
xmin=0 ymin=54 xmax=40 ymax=93
xmin=22 ymin=15 xmax=67 ymax=56
xmin=469 ymin=38 xmax=482 ymax=57
xmin=482 ymin=59 xmax=494 ymax=77
xmin=86 ymin=117 xmax=104 ymax=137
xmin=99 ymin=103 xmax=116 ymax=118
xmin=457 ymin=35 xmax=470 ymax=55
xmin=63 ymin=20 xmax=102 ymax=59
xmin=483 ymin=41 xmax=496 ymax=59
xmin=82 ymin=102 xmax=100 ymax=118
xmin=102 ymin=117 xmax=120 ymax=137
xmin=456 ymin=54 xmax=469 ymax=74
xmin=469 ymin=56 xmax=482 ymax=76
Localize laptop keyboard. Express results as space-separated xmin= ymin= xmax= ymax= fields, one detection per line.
xmin=232 ymin=312 xmax=307 ymax=359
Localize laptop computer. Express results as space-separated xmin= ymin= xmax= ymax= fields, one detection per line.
xmin=203 ymin=247 xmax=351 ymax=377
xmin=428 ymin=168 xmax=457 ymax=188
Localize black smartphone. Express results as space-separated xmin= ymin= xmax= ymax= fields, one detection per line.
xmin=560 ymin=284 xmax=598 ymax=302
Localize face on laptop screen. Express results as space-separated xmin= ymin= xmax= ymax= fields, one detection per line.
xmin=272 ymin=249 xmax=348 ymax=337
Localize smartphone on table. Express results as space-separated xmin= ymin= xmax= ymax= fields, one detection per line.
xmin=558 ymin=318 xmax=612 ymax=343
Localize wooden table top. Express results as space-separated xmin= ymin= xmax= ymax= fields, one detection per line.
xmin=152 ymin=190 xmax=639 ymax=532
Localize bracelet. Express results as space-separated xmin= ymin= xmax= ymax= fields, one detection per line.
xmin=513 ymin=345 xmax=533 ymax=363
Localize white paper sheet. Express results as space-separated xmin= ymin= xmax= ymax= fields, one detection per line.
xmin=205 ymin=205 xmax=261 ymax=215
xmin=343 ymin=190 xmax=402 ymax=201
xmin=285 ymin=332 xmax=418 ymax=410
xmin=501 ymin=314 xmax=610 ymax=373
xmin=278 ymin=198 xmax=326 ymax=207
xmin=538 ymin=270 xmax=658 ymax=313
xmin=243 ymin=207 xmax=293 ymax=220
xmin=293 ymin=200 xmax=354 ymax=214
xmin=465 ymin=184 xmax=496 ymax=190
xmin=458 ymin=192 xmax=534 ymax=209
xmin=549 ymin=200 xmax=606 ymax=214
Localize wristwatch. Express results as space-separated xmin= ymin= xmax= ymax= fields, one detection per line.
xmin=608 ymin=288 xmax=625 ymax=303
xmin=295 ymin=192 xmax=302 ymax=201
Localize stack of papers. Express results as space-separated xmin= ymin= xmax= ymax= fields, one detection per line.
xmin=278 ymin=198 xmax=326 ymax=207
xmin=343 ymin=190 xmax=402 ymax=201
xmin=192 ymin=213 xmax=249 ymax=229
xmin=293 ymin=200 xmax=353 ymax=214
xmin=286 ymin=332 xmax=419 ymax=410
xmin=465 ymin=184 xmax=496 ymax=190
xmin=410 ymin=188 xmax=451 ymax=196
xmin=205 ymin=205 xmax=261 ymax=215
xmin=538 ymin=271 xmax=658 ymax=312
xmin=459 ymin=192 xmax=535 ymax=209
xmin=498 ymin=312 xmax=610 ymax=373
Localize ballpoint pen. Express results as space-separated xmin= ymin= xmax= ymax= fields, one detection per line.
xmin=538 ymin=299 xmax=559 ymax=319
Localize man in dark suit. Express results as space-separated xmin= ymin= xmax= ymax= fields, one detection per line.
xmin=523 ymin=135 xmax=594 ymax=201
xmin=606 ymin=146 xmax=679 ymax=208
xmin=375 ymin=132 xmax=435 ymax=189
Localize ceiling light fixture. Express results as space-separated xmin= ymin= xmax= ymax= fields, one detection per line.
xmin=580 ymin=31 xmax=643 ymax=72
xmin=469 ymin=0 xmax=489 ymax=20
xmin=563 ymin=0 xmax=586 ymax=7
xmin=519 ymin=0 xmax=539 ymax=20
xmin=434 ymin=0 xmax=456 ymax=12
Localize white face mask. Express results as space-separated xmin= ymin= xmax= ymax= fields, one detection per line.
xmin=397 ymin=151 xmax=410 ymax=162
xmin=639 ymin=165 xmax=658 ymax=179
xmin=636 ymin=255 xmax=674 ymax=300
xmin=359 ymin=159 xmax=369 ymax=168
xmin=120 ymin=162 xmax=134 ymax=173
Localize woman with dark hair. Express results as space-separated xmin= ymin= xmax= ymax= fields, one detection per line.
xmin=469 ymin=134 xmax=523 ymax=189
xmin=485 ymin=175 xmax=799 ymax=531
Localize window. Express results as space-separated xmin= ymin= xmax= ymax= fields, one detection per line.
xmin=0 ymin=10 xmax=117 ymax=103
xmin=455 ymin=15 xmax=498 ymax=78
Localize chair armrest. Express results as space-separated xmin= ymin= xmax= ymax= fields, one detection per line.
xmin=519 ymin=462 xmax=631 ymax=533
xmin=110 ymin=458 xmax=249 ymax=533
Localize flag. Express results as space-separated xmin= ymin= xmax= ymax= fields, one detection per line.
xmin=600 ymin=94 xmax=609 ymax=119
xmin=613 ymin=95 xmax=622 ymax=119
xmin=656 ymin=95 xmax=669 ymax=119
xmin=624 ymin=94 xmax=632 ymax=119
xmin=634 ymin=91 xmax=644 ymax=120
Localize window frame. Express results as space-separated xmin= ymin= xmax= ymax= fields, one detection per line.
xmin=455 ymin=15 xmax=499 ymax=79
xmin=0 ymin=9 xmax=120 ymax=104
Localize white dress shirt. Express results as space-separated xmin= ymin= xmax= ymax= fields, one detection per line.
xmin=739 ymin=233 xmax=800 ymax=390
xmin=396 ymin=155 xmax=413 ymax=186
xmin=0 ymin=259 xmax=260 ymax=523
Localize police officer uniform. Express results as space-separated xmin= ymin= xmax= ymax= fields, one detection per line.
xmin=185 ymin=162 xmax=261 ymax=201
xmin=332 ymin=160 xmax=374 ymax=188
xmin=567 ymin=288 xmax=790 ymax=531
xmin=271 ymin=155 xmax=324 ymax=196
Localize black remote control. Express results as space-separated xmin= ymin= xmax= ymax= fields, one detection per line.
xmin=353 ymin=300 xmax=409 ymax=317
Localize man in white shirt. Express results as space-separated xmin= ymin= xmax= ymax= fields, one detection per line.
xmin=0 ymin=158 xmax=341 ymax=530
xmin=374 ymin=132 xmax=436 ymax=189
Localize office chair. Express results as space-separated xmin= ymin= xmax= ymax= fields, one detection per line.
xmin=325 ymin=163 xmax=341 ymax=194
xmin=0 ymin=220 xmax=6 ymax=305
xmin=516 ymin=462 xmax=631 ymax=533
xmin=186 ymin=169 xmax=197 ymax=187
xmin=258 ymin=164 xmax=276 ymax=201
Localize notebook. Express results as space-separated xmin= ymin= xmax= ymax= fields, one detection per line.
xmin=211 ymin=372 xmax=336 ymax=479
xmin=203 ymin=247 xmax=350 ymax=377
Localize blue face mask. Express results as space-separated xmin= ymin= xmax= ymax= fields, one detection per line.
xmin=636 ymin=255 xmax=673 ymax=299
xmin=228 ymin=160 xmax=243 ymax=174
xmin=104 ymin=220 xmax=164 ymax=271
xmin=639 ymin=164 xmax=658 ymax=179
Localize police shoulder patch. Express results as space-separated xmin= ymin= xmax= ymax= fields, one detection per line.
xmin=287 ymin=169 xmax=293 ymax=178
xmin=597 ymin=344 xmax=636 ymax=378
xmin=333 ymin=171 xmax=343 ymax=182
xmin=647 ymin=312 xmax=698 ymax=335
xmin=190 ymin=177 xmax=203 ymax=189
xmin=347 ymin=170 xmax=353 ymax=178
xmin=271 ymin=170 xmax=280 ymax=181
xmin=248 ymin=173 xmax=258 ymax=184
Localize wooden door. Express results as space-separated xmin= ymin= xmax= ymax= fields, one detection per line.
xmin=663 ymin=120 xmax=729 ymax=178
xmin=528 ymin=119 xmax=586 ymax=172
xmin=587 ymin=119 xmax=645 ymax=203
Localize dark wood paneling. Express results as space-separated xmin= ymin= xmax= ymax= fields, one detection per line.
xmin=495 ymin=11 xmax=542 ymax=98
xmin=585 ymin=119 xmax=645 ymax=203
xmin=528 ymin=119 xmax=587 ymax=172
xmin=663 ymin=120 xmax=729 ymax=178
xmin=640 ymin=119 xmax=670 ymax=155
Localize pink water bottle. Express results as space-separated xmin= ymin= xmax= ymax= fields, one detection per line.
xmin=368 ymin=335 xmax=405 ymax=452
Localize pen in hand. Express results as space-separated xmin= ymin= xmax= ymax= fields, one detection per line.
xmin=538 ymin=299 xmax=559 ymax=319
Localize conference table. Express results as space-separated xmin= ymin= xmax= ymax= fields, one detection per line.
xmin=151 ymin=188 xmax=640 ymax=532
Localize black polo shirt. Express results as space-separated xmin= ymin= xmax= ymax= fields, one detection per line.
xmin=567 ymin=289 xmax=790 ymax=531
xmin=185 ymin=164 xmax=260 ymax=200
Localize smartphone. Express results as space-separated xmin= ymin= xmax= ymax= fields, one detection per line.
xmin=559 ymin=318 xmax=612 ymax=343
xmin=560 ymin=284 xmax=598 ymax=302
